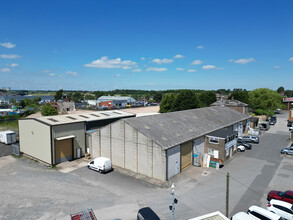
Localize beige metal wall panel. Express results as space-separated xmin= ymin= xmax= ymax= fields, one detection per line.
xmin=146 ymin=138 xmax=153 ymax=177
xmin=111 ymin=120 xmax=125 ymax=168
xmin=137 ymin=131 xmax=148 ymax=176
xmin=19 ymin=120 xmax=51 ymax=164
xmin=153 ymin=142 xmax=166 ymax=181
xmin=125 ymin=123 xmax=138 ymax=172
xmin=100 ymin=126 xmax=111 ymax=158
xmin=91 ymin=130 xmax=100 ymax=158
xmin=52 ymin=122 xmax=85 ymax=164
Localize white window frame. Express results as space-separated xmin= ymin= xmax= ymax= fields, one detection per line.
xmin=209 ymin=137 xmax=219 ymax=144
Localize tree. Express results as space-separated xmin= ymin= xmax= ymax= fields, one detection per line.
xmin=159 ymin=93 xmax=176 ymax=113
xmin=199 ymin=91 xmax=217 ymax=107
xmin=228 ymin=89 xmax=249 ymax=104
xmin=153 ymin=92 xmax=163 ymax=103
xmin=172 ymin=90 xmax=201 ymax=112
xmin=54 ymin=89 xmax=63 ymax=101
xmin=41 ymin=103 xmax=58 ymax=116
xmin=284 ymin=90 xmax=293 ymax=97
xmin=72 ymin=92 xmax=83 ymax=102
xmin=277 ymin=86 xmax=285 ymax=94
xmin=248 ymin=88 xmax=283 ymax=113
xmin=84 ymin=94 xmax=95 ymax=100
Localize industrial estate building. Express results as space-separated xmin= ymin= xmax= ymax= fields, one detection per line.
xmin=97 ymin=96 xmax=136 ymax=107
xmin=18 ymin=111 xmax=135 ymax=165
xmin=210 ymin=100 xmax=249 ymax=114
xmin=87 ymin=106 xmax=250 ymax=181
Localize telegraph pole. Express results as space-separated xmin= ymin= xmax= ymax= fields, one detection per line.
xmin=226 ymin=172 xmax=229 ymax=218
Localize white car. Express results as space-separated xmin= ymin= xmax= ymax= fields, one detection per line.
xmin=237 ymin=145 xmax=245 ymax=152
xmin=248 ymin=205 xmax=285 ymax=220
xmin=87 ymin=157 xmax=112 ymax=173
xmin=289 ymin=127 xmax=293 ymax=132
xmin=267 ymin=199 xmax=293 ymax=220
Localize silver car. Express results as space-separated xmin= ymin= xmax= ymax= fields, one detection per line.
xmin=281 ymin=145 xmax=293 ymax=155
xmin=239 ymin=135 xmax=259 ymax=143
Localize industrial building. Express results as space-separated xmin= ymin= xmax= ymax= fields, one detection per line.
xmin=97 ymin=96 xmax=136 ymax=107
xmin=210 ymin=100 xmax=249 ymax=114
xmin=87 ymin=106 xmax=250 ymax=181
xmin=18 ymin=111 xmax=135 ymax=165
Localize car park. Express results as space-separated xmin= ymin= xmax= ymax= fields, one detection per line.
xmin=267 ymin=191 xmax=293 ymax=204
xmin=281 ymin=145 xmax=293 ymax=155
xmin=237 ymin=139 xmax=252 ymax=149
xmin=238 ymin=135 xmax=259 ymax=143
xmin=87 ymin=157 xmax=112 ymax=173
xmin=237 ymin=145 xmax=245 ymax=152
xmin=137 ymin=207 xmax=160 ymax=220
xmin=247 ymin=205 xmax=285 ymax=220
xmin=267 ymin=199 xmax=293 ymax=220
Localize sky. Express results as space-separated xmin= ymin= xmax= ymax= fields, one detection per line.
xmin=0 ymin=0 xmax=292 ymax=91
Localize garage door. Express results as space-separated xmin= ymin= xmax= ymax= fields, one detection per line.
xmin=180 ymin=141 xmax=192 ymax=171
xmin=55 ymin=138 xmax=73 ymax=164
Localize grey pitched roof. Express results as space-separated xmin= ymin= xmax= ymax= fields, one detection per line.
xmin=123 ymin=106 xmax=250 ymax=150
xmin=206 ymin=128 xmax=238 ymax=138
xmin=210 ymin=100 xmax=248 ymax=107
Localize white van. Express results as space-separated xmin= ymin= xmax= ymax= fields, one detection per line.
xmin=248 ymin=205 xmax=285 ymax=220
xmin=232 ymin=212 xmax=258 ymax=220
xmin=87 ymin=157 xmax=112 ymax=173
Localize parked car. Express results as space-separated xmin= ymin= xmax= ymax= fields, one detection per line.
xmin=248 ymin=205 xmax=285 ymax=220
xmin=288 ymin=121 xmax=293 ymax=127
xmin=239 ymin=135 xmax=259 ymax=143
xmin=270 ymin=116 xmax=277 ymax=125
xmin=267 ymin=190 xmax=293 ymax=204
xmin=289 ymin=127 xmax=293 ymax=132
xmin=137 ymin=207 xmax=160 ymax=220
xmin=87 ymin=157 xmax=112 ymax=173
xmin=231 ymin=212 xmax=259 ymax=220
xmin=281 ymin=144 xmax=293 ymax=155
xmin=237 ymin=145 xmax=245 ymax=152
xmin=267 ymin=199 xmax=293 ymax=220
xmin=237 ymin=139 xmax=252 ymax=149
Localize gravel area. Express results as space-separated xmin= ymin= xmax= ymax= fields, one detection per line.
xmin=0 ymin=143 xmax=12 ymax=157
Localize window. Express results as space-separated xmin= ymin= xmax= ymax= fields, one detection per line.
xmin=209 ymin=137 xmax=219 ymax=144
xmin=249 ymin=211 xmax=270 ymax=220
xmin=226 ymin=149 xmax=229 ymax=156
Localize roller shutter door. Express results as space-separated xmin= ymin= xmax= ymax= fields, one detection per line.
xmin=180 ymin=141 xmax=192 ymax=171
xmin=55 ymin=138 xmax=73 ymax=164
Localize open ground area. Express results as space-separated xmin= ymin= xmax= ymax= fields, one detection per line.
xmin=0 ymin=111 xmax=292 ymax=220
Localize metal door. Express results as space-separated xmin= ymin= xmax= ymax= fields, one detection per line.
xmin=55 ymin=138 xmax=73 ymax=164
xmin=180 ymin=141 xmax=192 ymax=171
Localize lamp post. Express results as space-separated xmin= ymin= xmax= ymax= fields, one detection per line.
xmin=171 ymin=183 xmax=175 ymax=220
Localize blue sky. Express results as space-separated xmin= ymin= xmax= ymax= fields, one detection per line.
xmin=0 ymin=0 xmax=292 ymax=91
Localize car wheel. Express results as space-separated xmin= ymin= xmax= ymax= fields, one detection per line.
xmin=99 ymin=169 xmax=102 ymax=173
xmin=285 ymin=152 xmax=288 ymax=155
xmin=237 ymin=148 xmax=241 ymax=152
xmin=87 ymin=165 xmax=90 ymax=169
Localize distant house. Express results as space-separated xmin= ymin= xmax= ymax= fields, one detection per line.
xmin=97 ymin=96 xmax=136 ymax=108
xmin=51 ymin=100 xmax=75 ymax=114
xmin=210 ymin=99 xmax=248 ymax=114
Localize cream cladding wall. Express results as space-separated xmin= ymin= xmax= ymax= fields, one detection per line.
xmin=90 ymin=120 xmax=166 ymax=181
xmin=19 ymin=120 xmax=51 ymax=164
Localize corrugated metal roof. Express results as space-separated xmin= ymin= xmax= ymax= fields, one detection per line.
xmin=123 ymin=106 xmax=250 ymax=149
xmin=210 ymin=100 xmax=248 ymax=107
xmin=98 ymin=96 xmax=136 ymax=102
xmin=33 ymin=110 xmax=135 ymax=126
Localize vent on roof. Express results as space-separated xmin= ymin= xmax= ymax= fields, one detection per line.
xmin=90 ymin=114 xmax=100 ymax=117
xmin=79 ymin=115 xmax=89 ymax=119
xmin=48 ymin=118 xmax=59 ymax=122
xmin=67 ymin=116 xmax=77 ymax=120
xmin=101 ymin=113 xmax=110 ymax=116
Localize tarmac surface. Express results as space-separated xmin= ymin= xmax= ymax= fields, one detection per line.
xmin=0 ymin=111 xmax=292 ymax=220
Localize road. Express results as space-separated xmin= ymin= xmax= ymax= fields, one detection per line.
xmin=0 ymin=111 xmax=292 ymax=220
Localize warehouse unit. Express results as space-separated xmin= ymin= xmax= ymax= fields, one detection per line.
xmin=88 ymin=106 xmax=250 ymax=181
xmin=18 ymin=111 xmax=135 ymax=165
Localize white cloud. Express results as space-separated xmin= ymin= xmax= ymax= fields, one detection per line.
xmin=132 ymin=68 xmax=142 ymax=72
xmin=176 ymin=68 xmax=185 ymax=71
xmin=0 ymin=68 xmax=11 ymax=72
xmin=234 ymin=58 xmax=255 ymax=64
xmin=146 ymin=67 xmax=167 ymax=72
xmin=197 ymin=45 xmax=203 ymax=49
xmin=273 ymin=66 xmax=281 ymax=69
xmin=173 ymin=54 xmax=184 ymax=59
xmin=289 ymin=57 xmax=293 ymax=62
xmin=115 ymin=74 xmax=121 ymax=77
xmin=0 ymin=54 xmax=21 ymax=59
xmin=187 ymin=69 xmax=197 ymax=72
xmin=152 ymin=58 xmax=173 ymax=64
xmin=228 ymin=59 xmax=234 ymax=62
xmin=140 ymin=57 xmax=146 ymax=60
xmin=202 ymin=65 xmax=217 ymax=70
xmin=0 ymin=42 xmax=16 ymax=48
xmin=64 ymin=71 xmax=78 ymax=76
xmin=191 ymin=59 xmax=202 ymax=65
xmin=48 ymin=73 xmax=56 ymax=76
xmin=84 ymin=56 xmax=137 ymax=69
xmin=42 ymin=69 xmax=51 ymax=73
xmin=6 ymin=63 xmax=18 ymax=67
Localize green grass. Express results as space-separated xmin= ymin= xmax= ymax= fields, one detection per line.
xmin=0 ymin=120 xmax=19 ymax=130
